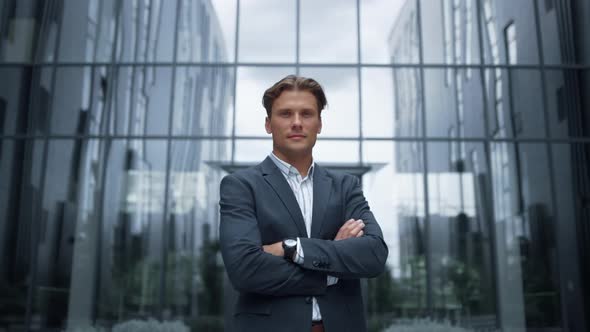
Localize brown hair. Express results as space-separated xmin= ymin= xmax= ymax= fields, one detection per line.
xmin=262 ymin=75 xmax=327 ymax=117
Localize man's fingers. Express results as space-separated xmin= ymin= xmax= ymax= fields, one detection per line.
xmin=350 ymin=221 xmax=365 ymax=234
xmin=343 ymin=219 xmax=356 ymax=228
xmin=357 ymin=230 xmax=364 ymax=237
xmin=335 ymin=219 xmax=365 ymax=241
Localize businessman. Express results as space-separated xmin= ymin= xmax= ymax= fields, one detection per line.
xmin=219 ymin=75 xmax=388 ymax=332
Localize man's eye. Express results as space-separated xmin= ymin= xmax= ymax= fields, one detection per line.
xmin=303 ymin=112 xmax=312 ymax=118
xmin=280 ymin=112 xmax=290 ymax=117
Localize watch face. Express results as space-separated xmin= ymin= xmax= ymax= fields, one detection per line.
xmin=284 ymin=239 xmax=297 ymax=247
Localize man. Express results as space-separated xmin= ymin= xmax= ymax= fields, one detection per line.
xmin=219 ymin=75 xmax=388 ymax=332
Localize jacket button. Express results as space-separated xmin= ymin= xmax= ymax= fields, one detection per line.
xmin=312 ymin=260 xmax=319 ymax=267
xmin=305 ymin=296 xmax=312 ymax=304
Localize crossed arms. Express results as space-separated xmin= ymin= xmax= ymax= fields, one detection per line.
xmin=219 ymin=173 xmax=388 ymax=297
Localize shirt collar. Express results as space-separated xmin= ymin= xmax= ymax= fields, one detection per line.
xmin=269 ymin=152 xmax=315 ymax=179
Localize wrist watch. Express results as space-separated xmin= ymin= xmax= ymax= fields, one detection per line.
xmin=282 ymin=238 xmax=297 ymax=261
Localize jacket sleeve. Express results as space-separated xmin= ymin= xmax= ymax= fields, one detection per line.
xmin=298 ymin=175 xmax=389 ymax=279
xmin=219 ymin=174 xmax=327 ymax=296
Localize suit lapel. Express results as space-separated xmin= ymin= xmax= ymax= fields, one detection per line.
xmin=260 ymin=157 xmax=308 ymax=237
xmin=311 ymin=164 xmax=332 ymax=238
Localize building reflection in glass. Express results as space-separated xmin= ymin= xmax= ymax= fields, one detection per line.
xmin=0 ymin=0 xmax=589 ymax=331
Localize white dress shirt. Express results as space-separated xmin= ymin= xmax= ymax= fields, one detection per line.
xmin=268 ymin=152 xmax=338 ymax=322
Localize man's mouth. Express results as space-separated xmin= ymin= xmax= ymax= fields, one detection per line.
xmin=288 ymin=134 xmax=305 ymax=139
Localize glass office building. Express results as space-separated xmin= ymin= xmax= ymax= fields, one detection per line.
xmin=0 ymin=0 xmax=588 ymax=331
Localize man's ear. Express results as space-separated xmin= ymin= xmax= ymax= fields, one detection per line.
xmin=318 ymin=116 xmax=322 ymax=133
xmin=265 ymin=117 xmax=272 ymax=134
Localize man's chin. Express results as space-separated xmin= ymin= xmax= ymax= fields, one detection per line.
xmin=277 ymin=146 xmax=313 ymax=157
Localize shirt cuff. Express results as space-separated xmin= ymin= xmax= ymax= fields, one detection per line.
xmin=293 ymin=237 xmax=304 ymax=264
xmin=327 ymin=275 xmax=339 ymax=286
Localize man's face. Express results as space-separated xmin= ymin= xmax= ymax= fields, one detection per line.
xmin=265 ymin=89 xmax=322 ymax=160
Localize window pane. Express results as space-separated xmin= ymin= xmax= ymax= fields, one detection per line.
xmin=362 ymin=141 xmax=428 ymax=328
xmin=420 ymin=0 xmax=448 ymax=64
xmin=238 ymin=0 xmax=295 ymax=63
xmin=392 ymin=67 xmax=423 ymax=138
xmin=14 ymin=139 xmax=171 ymax=328
xmin=487 ymin=142 xmax=562 ymax=329
xmin=545 ymin=69 xmax=590 ymax=139
xmin=234 ymin=66 xmax=295 ymax=136
xmin=0 ymin=67 xmax=29 ymax=135
xmin=1 ymin=1 xmax=61 ymax=62
xmin=0 ymin=138 xmax=40 ymax=328
xmin=480 ymin=0 xmax=540 ymax=64
xmin=424 ymin=142 xmax=497 ymax=328
xmin=39 ymin=66 xmax=177 ymax=136
xmin=163 ymin=139 xmax=230 ymax=327
xmin=314 ymin=140 xmax=359 ymax=164
xmin=300 ymin=0 xmax=357 ymax=63
xmin=387 ymin=0 xmax=421 ymax=65
xmin=55 ymin=0 xmax=176 ymax=63
xmin=361 ymin=68 xmax=395 ymax=138
xmin=211 ymin=0 xmax=238 ymax=62
xmin=115 ymin=0 xmax=178 ymax=63
xmin=300 ymin=67 xmax=359 ymax=138
xmin=177 ymin=0 xmax=232 ymax=63
xmin=551 ymin=143 xmax=589 ymax=332
xmin=171 ymin=65 xmax=234 ymax=136
xmin=484 ymin=69 xmax=546 ymax=138
xmin=422 ymin=68 xmax=486 ymax=138
xmin=234 ymin=139 xmax=272 ymax=162
xmin=46 ymin=66 xmax=99 ymax=135
xmin=360 ymin=0 xmax=408 ymax=64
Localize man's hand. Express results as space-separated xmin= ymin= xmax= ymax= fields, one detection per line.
xmin=334 ymin=219 xmax=365 ymax=241
xmin=263 ymin=242 xmax=284 ymax=257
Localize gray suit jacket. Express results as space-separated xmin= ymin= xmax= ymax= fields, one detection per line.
xmin=219 ymin=157 xmax=388 ymax=332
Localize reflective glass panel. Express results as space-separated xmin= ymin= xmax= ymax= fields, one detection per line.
xmin=115 ymin=0 xmax=178 ymax=63
xmin=362 ymin=141 xmax=428 ymax=329
xmin=18 ymin=139 xmax=171 ymax=329
xmin=420 ymin=0 xmax=481 ymax=66
xmin=483 ymin=69 xmax=546 ymax=138
xmin=480 ymin=0 xmax=540 ymax=65
xmin=314 ymin=140 xmax=360 ymax=164
xmin=545 ymin=69 xmax=590 ymax=139
xmin=210 ymin=0 xmax=238 ymax=62
xmin=360 ymin=0 xmax=410 ymax=64
xmin=234 ymin=139 xmax=272 ymax=162
xmin=361 ymin=68 xmax=395 ymax=138
xmin=238 ymin=0 xmax=296 ymax=63
xmin=0 ymin=138 xmax=42 ymax=328
xmin=422 ymin=68 xmax=486 ymax=138
xmin=426 ymin=142 xmax=496 ymax=329
xmin=162 ymin=139 xmax=230 ymax=329
xmin=171 ymin=65 xmax=234 ymax=136
xmin=551 ymin=143 xmax=588 ymax=332
xmin=40 ymin=66 xmax=175 ymax=136
xmin=486 ymin=142 xmax=562 ymax=329
xmin=300 ymin=0 xmax=357 ymax=63
xmin=0 ymin=67 xmax=31 ymax=135
xmin=391 ymin=67 xmax=423 ymax=138
xmin=177 ymin=0 xmax=231 ymax=63
xmin=387 ymin=0 xmax=420 ymax=65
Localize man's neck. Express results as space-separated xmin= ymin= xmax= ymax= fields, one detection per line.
xmin=272 ymin=150 xmax=313 ymax=177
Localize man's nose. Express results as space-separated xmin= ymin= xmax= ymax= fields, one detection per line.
xmin=292 ymin=113 xmax=302 ymax=126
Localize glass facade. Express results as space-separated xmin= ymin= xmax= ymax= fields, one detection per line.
xmin=0 ymin=0 xmax=589 ymax=331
